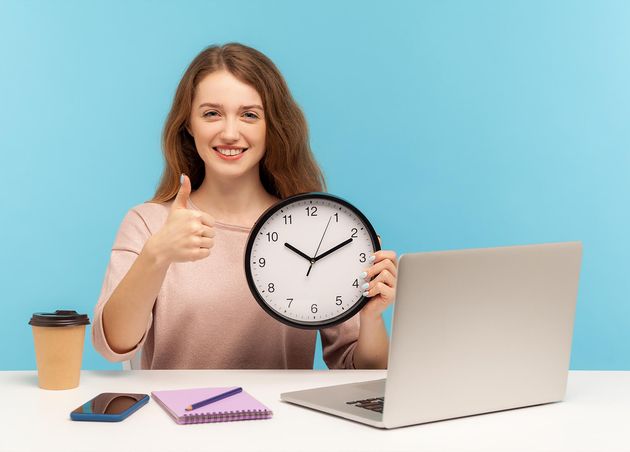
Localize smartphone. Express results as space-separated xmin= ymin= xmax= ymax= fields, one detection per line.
xmin=70 ymin=393 xmax=149 ymax=422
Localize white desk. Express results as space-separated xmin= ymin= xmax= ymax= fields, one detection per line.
xmin=1 ymin=370 xmax=628 ymax=452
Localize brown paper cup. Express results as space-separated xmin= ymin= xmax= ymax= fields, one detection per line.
xmin=32 ymin=325 xmax=85 ymax=390
xmin=29 ymin=310 xmax=90 ymax=390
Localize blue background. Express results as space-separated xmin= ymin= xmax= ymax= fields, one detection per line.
xmin=1 ymin=0 xmax=628 ymax=371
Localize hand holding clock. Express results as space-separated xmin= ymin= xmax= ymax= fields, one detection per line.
xmin=358 ymin=246 xmax=398 ymax=321
xmin=352 ymin=243 xmax=397 ymax=369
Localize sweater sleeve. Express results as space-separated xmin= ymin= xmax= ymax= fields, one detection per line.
xmin=92 ymin=208 xmax=155 ymax=362
xmin=319 ymin=314 xmax=360 ymax=369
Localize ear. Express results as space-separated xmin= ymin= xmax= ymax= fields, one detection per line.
xmin=185 ymin=122 xmax=193 ymax=137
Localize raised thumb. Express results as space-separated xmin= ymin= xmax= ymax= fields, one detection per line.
xmin=172 ymin=174 xmax=191 ymax=210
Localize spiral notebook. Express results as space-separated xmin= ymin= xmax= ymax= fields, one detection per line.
xmin=151 ymin=387 xmax=273 ymax=425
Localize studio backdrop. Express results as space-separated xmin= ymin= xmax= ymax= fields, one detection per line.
xmin=1 ymin=0 xmax=628 ymax=370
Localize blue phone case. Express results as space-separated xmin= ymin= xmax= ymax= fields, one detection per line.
xmin=70 ymin=394 xmax=149 ymax=422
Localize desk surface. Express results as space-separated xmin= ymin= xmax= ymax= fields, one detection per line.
xmin=1 ymin=370 xmax=628 ymax=452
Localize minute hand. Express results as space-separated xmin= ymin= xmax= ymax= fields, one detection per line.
xmin=313 ymin=238 xmax=353 ymax=263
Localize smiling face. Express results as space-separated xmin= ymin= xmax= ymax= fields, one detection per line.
xmin=188 ymin=70 xmax=266 ymax=182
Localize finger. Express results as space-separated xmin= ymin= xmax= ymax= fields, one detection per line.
xmin=363 ymin=269 xmax=396 ymax=291
xmin=193 ymin=247 xmax=211 ymax=260
xmin=362 ymin=258 xmax=397 ymax=280
xmin=197 ymin=237 xmax=214 ymax=249
xmin=172 ymin=174 xmax=191 ymax=210
xmin=363 ymin=281 xmax=396 ymax=302
xmin=372 ymin=250 xmax=397 ymax=266
xmin=200 ymin=212 xmax=215 ymax=227
xmin=192 ymin=210 xmax=216 ymax=227
xmin=200 ymin=225 xmax=215 ymax=238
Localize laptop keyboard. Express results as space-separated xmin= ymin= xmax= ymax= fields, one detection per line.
xmin=346 ymin=397 xmax=384 ymax=413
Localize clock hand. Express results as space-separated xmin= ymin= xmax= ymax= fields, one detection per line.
xmin=284 ymin=243 xmax=313 ymax=262
xmin=313 ymin=215 xmax=333 ymax=258
xmin=313 ymin=238 xmax=353 ymax=262
xmin=307 ymin=215 xmax=333 ymax=277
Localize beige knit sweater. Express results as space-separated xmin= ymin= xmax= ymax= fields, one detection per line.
xmin=92 ymin=200 xmax=359 ymax=369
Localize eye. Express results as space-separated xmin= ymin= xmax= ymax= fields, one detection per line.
xmin=243 ymin=111 xmax=260 ymax=120
xmin=202 ymin=110 xmax=220 ymax=118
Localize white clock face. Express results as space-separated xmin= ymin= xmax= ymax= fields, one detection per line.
xmin=246 ymin=194 xmax=379 ymax=328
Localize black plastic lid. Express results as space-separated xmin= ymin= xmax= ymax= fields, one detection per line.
xmin=28 ymin=310 xmax=90 ymax=327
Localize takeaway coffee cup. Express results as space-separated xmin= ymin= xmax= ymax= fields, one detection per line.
xmin=29 ymin=310 xmax=90 ymax=390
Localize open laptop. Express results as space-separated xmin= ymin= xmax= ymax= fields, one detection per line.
xmin=281 ymin=242 xmax=582 ymax=429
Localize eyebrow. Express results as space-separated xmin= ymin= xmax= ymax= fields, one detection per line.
xmin=198 ymin=102 xmax=263 ymax=111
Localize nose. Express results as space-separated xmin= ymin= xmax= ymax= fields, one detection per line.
xmin=221 ymin=117 xmax=240 ymax=142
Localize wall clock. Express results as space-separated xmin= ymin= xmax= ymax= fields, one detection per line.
xmin=244 ymin=192 xmax=380 ymax=329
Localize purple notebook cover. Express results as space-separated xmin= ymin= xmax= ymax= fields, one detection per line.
xmin=151 ymin=387 xmax=273 ymax=425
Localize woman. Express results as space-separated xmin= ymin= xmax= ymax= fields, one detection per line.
xmin=92 ymin=43 xmax=398 ymax=369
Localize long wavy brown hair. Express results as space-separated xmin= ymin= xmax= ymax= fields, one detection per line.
xmin=151 ymin=43 xmax=326 ymax=203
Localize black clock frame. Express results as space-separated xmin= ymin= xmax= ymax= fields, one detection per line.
xmin=244 ymin=192 xmax=381 ymax=330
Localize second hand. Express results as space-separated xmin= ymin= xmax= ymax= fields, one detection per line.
xmin=307 ymin=215 xmax=333 ymax=277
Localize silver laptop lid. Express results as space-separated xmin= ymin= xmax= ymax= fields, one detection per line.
xmin=383 ymin=242 xmax=582 ymax=428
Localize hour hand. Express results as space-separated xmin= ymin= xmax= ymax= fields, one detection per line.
xmin=284 ymin=243 xmax=313 ymax=262
xmin=313 ymin=238 xmax=353 ymax=262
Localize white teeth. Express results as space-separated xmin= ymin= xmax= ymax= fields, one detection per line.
xmin=216 ymin=148 xmax=244 ymax=156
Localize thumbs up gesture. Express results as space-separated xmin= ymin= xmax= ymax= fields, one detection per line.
xmin=145 ymin=174 xmax=216 ymax=264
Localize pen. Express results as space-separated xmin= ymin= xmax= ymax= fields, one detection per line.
xmin=185 ymin=387 xmax=243 ymax=411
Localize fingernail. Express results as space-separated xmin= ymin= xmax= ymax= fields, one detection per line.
xmin=180 ymin=174 xmax=184 ymax=185
xmin=368 ymin=254 xmax=376 ymax=263
xmin=361 ymin=283 xmax=369 ymax=290
xmin=359 ymin=271 xmax=368 ymax=279
xmin=362 ymin=291 xmax=370 ymax=297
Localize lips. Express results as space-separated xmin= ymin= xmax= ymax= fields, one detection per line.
xmin=212 ymin=147 xmax=248 ymax=161
xmin=213 ymin=146 xmax=248 ymax=157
